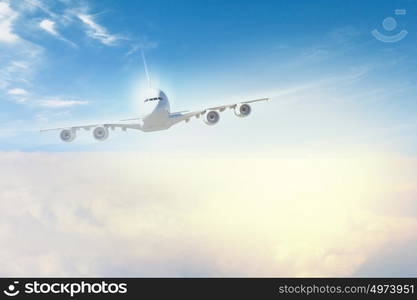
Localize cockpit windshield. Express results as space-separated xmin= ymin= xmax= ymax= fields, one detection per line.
xmin=144 ymin=97 xmax=163 ymax=103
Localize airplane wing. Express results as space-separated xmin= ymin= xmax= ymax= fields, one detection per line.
xmin=171 ymin=97 xmax=269 ymax=123
xmin=40 ymin=121 xmax=141 ymax=142
xmin=40 ymin=122 xmax=140 ymax=133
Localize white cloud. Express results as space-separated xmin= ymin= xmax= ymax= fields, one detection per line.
xmin=0 ymin=2 xmax=20 ymax=43
xmin=35 ymin=110 xmax=71 ymax=122
xmin=125 ymin=45 xmax=140 ymax=56
xmin=0 ymin=2 xmax=43 ymax=92
xmin=6 ymin=87 xmax=29 ymax=103
xmin=125 ymin=38 xmax=158 ymax=56
xmin=18 ymin=0 xmax=56 ymax=17
xmin=10 ymin=60 xmax=28 ymax=69
xmin=39 ymin=18 xmax=77 ymax=48
xmin=0 ymin=153 xmax=416 ymax=276
xmin=78 ymin=14 xmax=120 ymax=46
xmin=37 ymin=99 xmax=89 ymax=108
xmin=0 ymin=41 xmax=43 ymax=92
xmin=7 ymin=88 xmax=28 ymax=95
xmin=39 ymin=19 xmax=58 ymax=36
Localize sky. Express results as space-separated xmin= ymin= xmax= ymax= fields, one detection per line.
xmin=0 ymin=0 xmax=416 ymax=154
xmin=0 ymin=0 xmax=417 ymax=277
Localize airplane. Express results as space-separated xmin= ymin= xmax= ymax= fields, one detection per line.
xmin=41 ymin=50 xmax=269 ymax=142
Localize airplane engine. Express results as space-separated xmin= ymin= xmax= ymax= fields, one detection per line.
xmin=60 ymin=129 xmax=76 ymax=142
xmin=93 ymin=126 xmax=109 ymax=141
xmin=234 ymin=103 xmax=251 ymax=117
xmin=204 ymin=111 xmax=220 ymax=125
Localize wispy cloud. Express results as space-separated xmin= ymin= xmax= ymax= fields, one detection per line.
xmin=7 ymin=88 xmax=28 ymax=95
xmin=6 ymin=87 xmax=29 ymax=103
xmin=328 ymin=25 xmax=361 ymax=44
xmin=0 ymin=0 xmax=129 ymax=121
xmin=125 ymin=37 xmax=159 ymax=56
xmin=37 ymin=99 xmax=89 ymax=108
xmin=0 ymin=50 xmax=42 ymax=97
xmin=39 ymin=19 xmax=58 ymax=35
xmin=35 ymin=110 xmax=71 ymax=122
xmin=125 ymin=44 xmax=140 ymax=56
xmin=0 ymin=41 xmax=43 ymax=91
xmin=245 ymin=66 xmax=372 ymax=104
xmin=78 ymin=13 xmax=121 ymax=46
xmin=39 ymin=19 xmax=77 ymax=47
xmin=0 ymin=1 xmax=20 ymax=43
xmin=0 ymin=1 xmax=44 ymax=95
xmin=18 ymin=0 xmax=58 ymax=19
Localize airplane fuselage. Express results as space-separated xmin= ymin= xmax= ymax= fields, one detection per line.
xmin=139 ymin=88 xmax=174 ymax=132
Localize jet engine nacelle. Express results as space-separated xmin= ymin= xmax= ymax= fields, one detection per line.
xmin=234 ymin=103 xmax=251 ymax=117
xmin=60 ymin=129 xmax=76 ymax=142
xmin=93 ymin=126 xmax=109 ymax=141
xmin=204 ymin=110 xmax=220 ymax=125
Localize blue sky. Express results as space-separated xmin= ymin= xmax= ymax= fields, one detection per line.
xmin=1 ymin=0 xmax=417 ymax=154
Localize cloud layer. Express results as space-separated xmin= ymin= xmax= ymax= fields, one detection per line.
xmin=0 ymin=152 xmax=416 ymax=277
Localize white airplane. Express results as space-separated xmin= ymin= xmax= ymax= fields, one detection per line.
xmin=43 ymin=89 xmax=268 ymax=142
xmin=42 ymin=51 xmax=269 ymax=142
